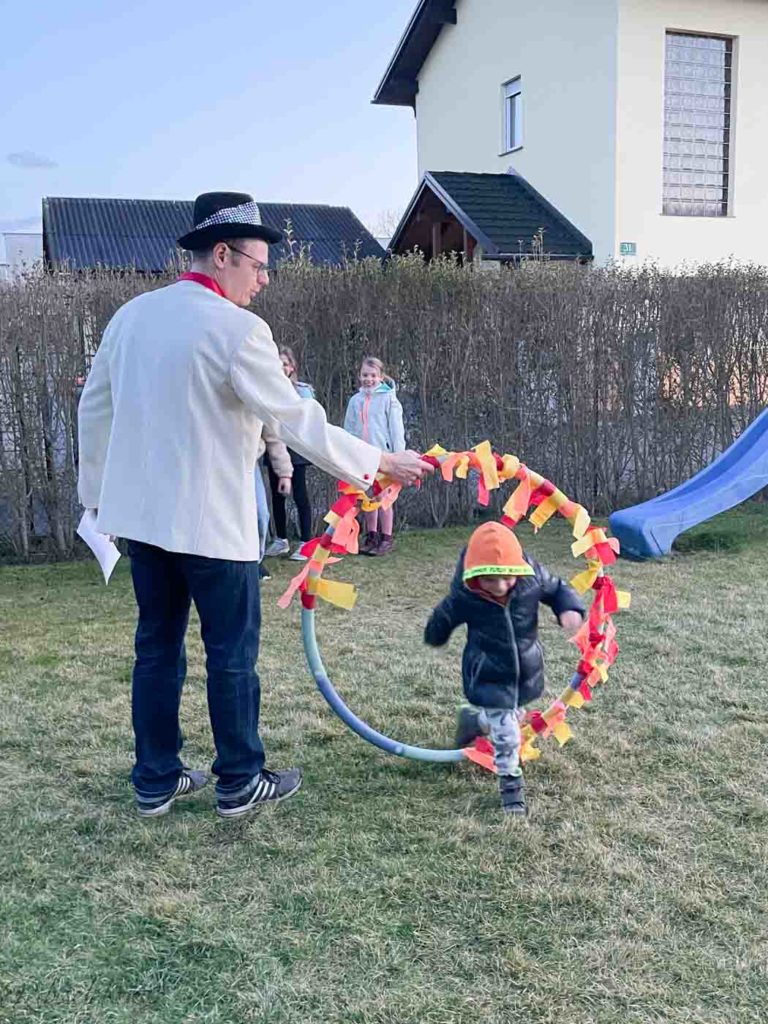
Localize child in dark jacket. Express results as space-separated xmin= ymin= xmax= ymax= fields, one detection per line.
xmin=424 ymin=522 xmax=584 ymax=816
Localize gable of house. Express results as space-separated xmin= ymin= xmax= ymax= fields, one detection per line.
xmin=373 ymin=0 xmax=457 ymax=107
xmin=391 ymin=171 xmax=593 ymax=261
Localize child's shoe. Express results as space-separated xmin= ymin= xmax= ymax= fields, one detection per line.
xmin=455 ymin=706 xmax=483 ymax=748
xmin=264 ymin=537 xmax=290 ymax=557
xmin=359 ymin=531 xmax=380 ymax=555
xmin=370 ymin=533 xmax=394 ymax=556
xmin=499 ymin=772 xmax=527 ymax=817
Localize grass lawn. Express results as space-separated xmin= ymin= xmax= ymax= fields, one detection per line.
xmin=1 ymin=510 xmax=767 ymax=1024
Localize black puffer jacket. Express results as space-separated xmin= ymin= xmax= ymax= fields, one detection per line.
xmin=424 ymin=550 xmax=585 ymax=710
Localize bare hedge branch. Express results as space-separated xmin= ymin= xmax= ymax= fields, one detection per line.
xmin=1 ymin=257 xmax=766 ymax=560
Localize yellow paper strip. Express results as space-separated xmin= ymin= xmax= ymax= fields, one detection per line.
xmin=499 ymin=454 xmax=520 ymax=480
xmin=571 ymin=506 xmax=591 ymax=539
xmin=563 ymin=689 xmax=585 ymax=710
xmin=503 ymin=477 xmax=532 ymax=520
xmin=473 ymin=440 xmax=499 ymax=491
xmin=520 ymin=741 xmax=542 ymax=763
xmin=455 ymin=455 xmax=470 ymax=480
xmin=315 ymin=578 xmax=357 ymax=610
xmin=553 ymin=721 xmax=574 ymax=746
xmin=572 ymin=529 xmax=607 ymax=557
xmin=570 ymin=560 xmax=601 ymax=594
xmin=529 ymin=494 xmax=561 ymax=530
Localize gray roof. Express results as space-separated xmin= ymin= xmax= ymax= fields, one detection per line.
xmin=42 ymin=197 xmax=384 ymax=271
xmin=374 ymin=0 xmax=457 ymax=107
xmin=393 ymin=171 xmax=593 ymax=260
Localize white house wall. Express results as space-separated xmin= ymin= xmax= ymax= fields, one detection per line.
xmin=415 ymin=0 xmax=619 ymax=261
xmin=616 ymin=0 xmax=768 ymax=266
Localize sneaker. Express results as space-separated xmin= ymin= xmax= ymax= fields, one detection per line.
xmin=359 ymin=531 xmax=380 ymax=556
xmin=369 ymin=534 xmax=394 ymax=556
xmin=455 ymin=706 xmax=483 ymax=748
xmin=289 ymin=549 xmax=309 ymax=562
xmin=216 ymin=767 xmax=303 ymax=819
xmin=499 ymin=773 xmax=527 ymax=817
xmin=264 ymin=538 xmax=290 ymax=558
xmin=136 ymin=768 xmax=209 ymax=818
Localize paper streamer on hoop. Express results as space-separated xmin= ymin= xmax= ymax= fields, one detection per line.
xmin=280 ymin=443 xmax=630 ymax=769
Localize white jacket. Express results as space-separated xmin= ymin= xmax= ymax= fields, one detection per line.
xmin=77 ymin=280 xmax=380 ymax=560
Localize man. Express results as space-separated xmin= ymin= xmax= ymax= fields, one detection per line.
xmin=78 ymin=192 xmax=431 ymax=819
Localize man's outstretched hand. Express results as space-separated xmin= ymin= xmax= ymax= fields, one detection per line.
xmin=379 ymin=450 xmax=435 ymax=487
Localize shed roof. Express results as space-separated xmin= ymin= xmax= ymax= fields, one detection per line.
xmin=42 ymin=197 xmax=384 ymax=271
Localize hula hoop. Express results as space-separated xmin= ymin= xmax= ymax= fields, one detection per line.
xmin=301 ymin=597 xmax=464 ymax=762
xmin=279 ymin=442 xmax=630 ymax=768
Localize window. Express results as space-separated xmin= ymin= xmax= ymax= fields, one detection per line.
xmin=663 ymin=32 xmax=733 ymax=216
xmin=503 ymin=77 xmax=523 ymax=152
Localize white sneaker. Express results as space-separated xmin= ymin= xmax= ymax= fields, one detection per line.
xmin=289 ymin=549 xmax=309 ymax=562
xmin=264 ymin=538 xmax=290 ymax=558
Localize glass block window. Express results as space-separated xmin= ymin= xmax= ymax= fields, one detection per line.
xmin=663 ymin=32 xmax=733 ymax=217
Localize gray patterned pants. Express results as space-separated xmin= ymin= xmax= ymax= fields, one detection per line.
xmin=477 ymin=707 xmax=524 ymax=777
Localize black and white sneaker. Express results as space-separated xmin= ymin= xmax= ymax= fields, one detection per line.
xmin=216 ymin=767 xmax=302 ymax=819
xmin=136 ymin=768 xmax=210 ymax=818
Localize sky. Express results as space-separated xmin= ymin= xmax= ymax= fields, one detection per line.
xmin=0 ymin=0 xmax=419 ymax=252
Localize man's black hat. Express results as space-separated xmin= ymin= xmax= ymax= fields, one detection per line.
xmin=177 ymin=191 xmax=283 ymax=250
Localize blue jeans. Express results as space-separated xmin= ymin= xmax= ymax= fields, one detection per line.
xmin=127 ymin=540 xmax=264 ymax=800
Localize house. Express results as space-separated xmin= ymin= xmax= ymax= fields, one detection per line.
xmin=1 ymin=232 xmax=43 ymax=282
xmin=42 ymin=197 xmax=385 ymax=272
xmin=374 ymin=0 xmax=768 ymax=267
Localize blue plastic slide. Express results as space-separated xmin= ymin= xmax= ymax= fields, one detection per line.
xmin=609 ymin=409 xmax=768 ymax=559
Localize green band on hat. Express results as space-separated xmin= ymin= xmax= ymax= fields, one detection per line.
xmin=463 ymin=563 xmax=534 ymax=581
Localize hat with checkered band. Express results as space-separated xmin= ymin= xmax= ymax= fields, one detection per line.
xmin=177 ymin=191 xmax=283 ymax=250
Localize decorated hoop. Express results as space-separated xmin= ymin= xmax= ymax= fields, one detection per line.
xmin=279 ymin=441 xmax=630 ymax=771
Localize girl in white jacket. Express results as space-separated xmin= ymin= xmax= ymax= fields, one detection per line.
xmin=343 ymin=356 xmax=405 ymax=555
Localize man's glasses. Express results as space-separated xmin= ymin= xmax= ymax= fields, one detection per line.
xmin=226 ymin=244 xmax=269 ymax=275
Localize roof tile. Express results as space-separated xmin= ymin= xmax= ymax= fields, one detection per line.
xmin=428 ymin=172 xmax=592 ymax=258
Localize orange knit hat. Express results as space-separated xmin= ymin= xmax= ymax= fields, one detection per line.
xmin=462 ymin=522 xmax=534 ymax=582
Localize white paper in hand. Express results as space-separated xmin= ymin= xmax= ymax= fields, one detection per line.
xmin=77 ymin=510 xmax=121 ymax=584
